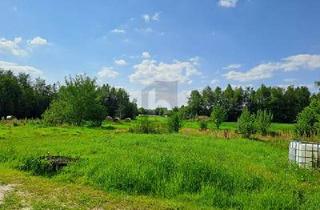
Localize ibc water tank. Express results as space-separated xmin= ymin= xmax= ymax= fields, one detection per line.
xmin=289 ymin=141 xmax=320 ymax=168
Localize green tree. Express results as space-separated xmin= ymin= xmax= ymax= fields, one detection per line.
xmin=138 ymin=107 xmax=146 ymax=115
xmin=43 ymin=75 xmax=105 ymax=126
xmin=199 ymin=119 xmax=208 ymax=130
xmin=232 ymin=87 xmax=245 ymax=120
xmin=213 ymin=87 xmax=223 ymax=105
xmin=269 ymin=87 xmax=285 ymax=122
xmin=32 ymin=78 xmax=57 ymax=118
xmin=237 ymin=107 xmax=256 ymax=138
xmin=255 ymin=110 xmax=273 ymax=135
xmin=116 ymin=88 xmax=131 ymax=119
xmin=0 ymin=71 xmax=21 ymax=118
xmin=0 ymin=70 xmax=55 ymax=119
xmin=210 ymin=105 xmax=226 ymax=129
xmin=281 ymin=86 xmax=310 ymax=123
xmin=254 ymin=84 xmax=271 ymax=112
xmin=98 ymin=85 xmax=138 ymax=119
xmin=295 ymin=99 xmax=320 ymax=137
xmin=187 ymin=90 xmax=203 ymax=117
xmin=168 ymin=112 xmax=182 ymax=133
xmin=155 ymin=107 xmax=168 ymax=116
xmin=99 ymin=85 xmax=118 ymax=118
xmin=202 ymin=86 xmax=215 ymax=116
xmin=223 ymin=84 xmax=234 ymax=121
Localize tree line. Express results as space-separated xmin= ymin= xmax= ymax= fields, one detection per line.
xmin=0 ymin=71 xmax=138 ymax=124
xmin=0 ymin=70 xmax=57 ymax=119
xmin=182 ymin=84 xmax=314 ymax=123
xmin=1 ymin=69 xmax=318 ymax=126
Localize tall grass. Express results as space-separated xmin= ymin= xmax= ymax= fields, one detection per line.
xmin=1 ymin=123 xmax=320 ymax=209
xmin=128 ymin=116 xmax=167 ymax=133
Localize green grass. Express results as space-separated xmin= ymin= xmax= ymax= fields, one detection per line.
xmin=0 ymin=120 xmax=318 ymax=209
xmin=183 ymin=119 xmax=295 ymax=132
xmin=0 ymin=167 xmax=182 ymax=209
xmin=120 ymin=116 xmax=295 ymax=132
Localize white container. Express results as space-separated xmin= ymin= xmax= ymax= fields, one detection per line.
xmin=289 ymin=141 xmax=320 ymax=168
xmin=289 ymin=141 xmax=299 ymax=162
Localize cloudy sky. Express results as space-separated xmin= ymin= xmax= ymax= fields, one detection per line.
xmin=0 ymin=0 xmax=320 ymax=108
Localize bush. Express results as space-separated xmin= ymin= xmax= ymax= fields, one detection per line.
xmin=43 ymin=75 xmax=105 ymax=126
xmin=199 ymin=120 xmax=208 ymax=130
xmin=129 ymin=116 xmax=165 ymax=134
xmin=20 ymin=156 xmax=77 ymax=176
xmin=255 ymin=110 xmax=273 ymax=135
xmin=211 ymin=105 xmax=226 ymax=129
xmin=295 ymin=99 xmax=320 ymax=137
xmin=168 ymin=112 xmax=182 ymax=133
xmin=237 ymin=107 xmax=256 ymax=138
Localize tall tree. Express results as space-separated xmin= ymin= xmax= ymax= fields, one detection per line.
xmin=98 ymin=85 xmax=138 ymax=119
xmin=254 ymin=85 xmax=271 ymax=112
xmin=0 ymin=70 xmax=56 ymax=119
xmin=202 ymin=86 xmax=215 ymax=116
xmin=187 ymin=90 xmax=204 ymax=117
xmin=269 ymin=87 xmax=285 ymax=122
xmin=0 ymin=71 xmax=21 ymax=118
xmin=43 ymin=75 xmax=106 ymax=125
xmin=223 ymin=84 xmax=234 ymax=119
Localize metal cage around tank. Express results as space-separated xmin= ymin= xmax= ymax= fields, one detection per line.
xmin=289 ymin=141 xmax=320 ymax=168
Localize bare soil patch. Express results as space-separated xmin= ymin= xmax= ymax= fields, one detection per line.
xmin=0 ymin=184 xmax=15 ymax=204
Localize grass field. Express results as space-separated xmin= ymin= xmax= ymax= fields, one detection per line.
xmin=0 ymin=119 xmax=319 ymax=209
xmin=105 ymin=116 xmax=296 ymax=132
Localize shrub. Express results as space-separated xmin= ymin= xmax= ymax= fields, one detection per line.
xmin=211 ymin=105 xmax=226 ymax=129
xmin=168 ymin=112 xmax=182 ymax=133
xmin=43 ymin=75 xmax=105 ymax=126
xmin=255 ymin=110 xmax=273 ymax=135
xmin=237 ymin=107 xmax=255 ymax=138
xmin=199 ymin=120 xmax=208 ymax=130
xmin=295 ymin=99 xmax=320 ymax=137
xmin=129 ymin=116 xmax=165 ymax=134
xmin=20 ymin=157 xmax=55 ymax=176
xmin=20 ymin=156 xmax=77 ymax=176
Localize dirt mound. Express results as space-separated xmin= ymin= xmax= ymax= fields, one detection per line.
xmin=20 ymin=155 xmax=78 ymax=176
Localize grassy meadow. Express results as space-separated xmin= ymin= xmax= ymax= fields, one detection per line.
xmin=0 ymin=118 xmax=319 ymax=209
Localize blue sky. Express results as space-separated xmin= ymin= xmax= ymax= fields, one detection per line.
xmin=0 ymin=0 xmax=320 ymax=108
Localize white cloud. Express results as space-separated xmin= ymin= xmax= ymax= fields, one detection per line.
xmin=0 ymin=61 xmax=43 ymax=77
xmin=0 ymin=37 xmax=27 ymax=56
xmin=129 ymin=57 xmax=201 ymax=85
xmin=218 ymin=0 xmax=239 ymax=8
xmin=223 ymin=64 xmax=242 ymax=70
xmin=141 ymin=51 xmax=151 ymax=59
xmin=114 ymin=59 xmax=127 ymax=66
xmin=135 ymin=27 xmax=153 ymax=33
xmin=152 ymin=12 xmax=160 ymax=21
xmin=28 ymin=36 xmax=48 ymax=46
xmin=111 ymin=28 xmax=126 ymax=34
xmin=142 ymin=14 xmax=151 ymax=23
xmin=97 ymin=67 xmax=119 ymax=79
xmin=281 ymin=54 xmax=320 ymax=71
xmin=224 ymin=54 xmax=320 ymax=82
xmin=142 ymin=12 xmax=160 ymax=23
xmin=224 ymin=63 xmax=277 ymax=82
xmin=283 ymin=78 xmax=297 ymax=83
xmin=211 ymin=79 xmax=219 ymax=85
xmin=0 ymin=36 xmax=49 ymax=56
xmin=276 ymin=83 xmax=315 ymax=91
